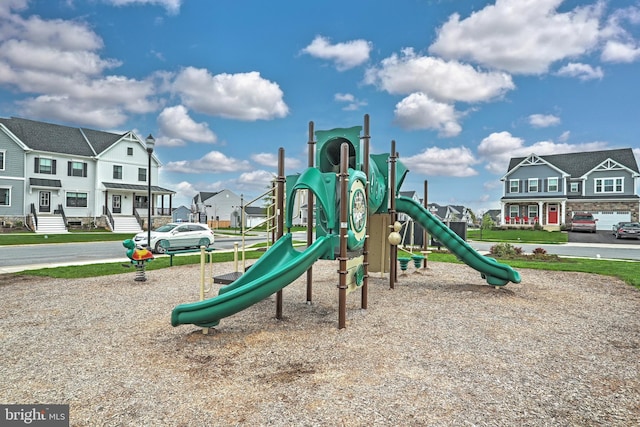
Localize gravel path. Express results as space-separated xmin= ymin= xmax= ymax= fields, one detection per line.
xmin=1 ymin=260 xmax=639 ymax=426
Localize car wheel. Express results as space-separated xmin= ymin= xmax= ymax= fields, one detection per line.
xmin=198 ymin=238 xmax=210 ymax=248
xmin=615 ymin=233 xmax=621 ymax=239
xmin=155 ymin=240 xmax=167 ymax=254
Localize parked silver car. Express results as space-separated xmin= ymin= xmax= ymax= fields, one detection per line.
xmin=133 ymin=222 xmax=215 ymax=253
xmin=613 ymin=222 xmax=640 ymax=240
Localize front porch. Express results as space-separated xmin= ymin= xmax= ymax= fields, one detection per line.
xmin=500 ymin=199 xmax=566 ymax=231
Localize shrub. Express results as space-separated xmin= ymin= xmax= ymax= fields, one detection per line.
xmin=489 ymin=242 xmax=523 ymax=257
xmin=532 ymin=247 xmax=547 ymax=256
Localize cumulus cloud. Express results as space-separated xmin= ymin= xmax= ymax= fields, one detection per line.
xmin=428 ymin=0 xmax=603 ymax=74
xmin=301 ymin=35 xmax=372 ymax=71
xmin=105 ymin=0 xmax=183 ymax=15
xmin=477 ymin=131 xmax=610 ymax=174
xmin=172 ymin=67 xmax=289 ymax=121
xmin=402 ymin=146 xmax=479 ymax=177
xmin=334 ymin=92 xmax=367 ymax=111
xmin=601 ymin=41 xmax=640 ymax=63
xmin=365 ymin=48 xmax=514 ymax=103
xmin=163 ymin=150 xmax=252 ymax=174
xmin=156 ymin=105 xmax=217 ymax=147
xmin=393 ymin=93 xmax=462 ymax=137
xmin=555 ymin=62 xmax=604 ymax=80
xmin=250 ymin=152 xmax=302 ymax=170
xmin=0 ymin=5 xmax=160 ymax=127
xmin=235 ymin=170 xmax=277 ymax=190
xmin=528 ymin=114 xmax=561 ymax=128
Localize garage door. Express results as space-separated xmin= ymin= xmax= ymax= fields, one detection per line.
xmin=592 ymin=211 xmax=631 ymax=231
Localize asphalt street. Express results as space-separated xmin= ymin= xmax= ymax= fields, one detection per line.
xmin=1 ymin=231 xmax=639 ymax=275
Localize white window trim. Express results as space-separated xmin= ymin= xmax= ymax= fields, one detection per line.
xmin=594 ymin=177 xmax=624 ymax=194
xmin=0 ymin=149 xmax=5 ymax=171
xmin=528 ymin=178 xmax=538 ymax=192
xmin=547 ymin=177 xmax=559 ymax=192
xmin=0 ymin=186 xmax=10 ymax=206
xmin=527 ymin=205 xmax=538 ymax=218
xmin=509 ymin=179 xmax=519 ymax=193
xmin=570 ymin=182 xmax=579 ymax=192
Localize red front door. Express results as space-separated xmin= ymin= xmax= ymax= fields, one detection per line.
xmin=548 ymin=204 xmax=558 ymax=224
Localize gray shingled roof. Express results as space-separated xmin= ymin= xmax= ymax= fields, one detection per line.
xmin=103 ymin=182 xmax=175 ymax=193
xmin=507 ymin=148 xmax=639 ymax=176
xmin=0 ymin=117 xmax=125 ymax=157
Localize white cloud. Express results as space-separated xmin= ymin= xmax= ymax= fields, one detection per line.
xmin=172 ymin=67 xmax=289 ymax=121
xmin=402 ymin=146 xmax=479 ymax=177
xmin=163 ymin=150 xmax=252 ymax=174
xmin=334 ymin=92 xmax=367 ymax=111
xmin=428 ymin=0 xmax=602 ymax=74
xmin=235 ymin=170 xmax=277 ymax=190
xmin=601 ymin=40 xmax=640 ymax=63
xmin=528 ymin=114 xmax=560 ymax=128
xmin=250 ymin=152 xmax=302 ymax=170
xmin=301 ymin=35 xmax=372 ymax=71
xmin=104 ymin=0 xmax=182 ymax=15
xmin=477 ymin=131 xmax=609 ymax=174
xmin=365 ymin=48 xmax=514 ymax=103
xmin=0 ymin=7 xmax=160 ymax=127
xmin=555 ymin=62 xmax=604 ymax=81
xmin=157 ymin=105 xmax=217 ymax=147
xmin=393 ymin=92 xmax=461 ymax=137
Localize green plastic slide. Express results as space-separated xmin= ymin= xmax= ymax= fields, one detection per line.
xmin=171 ymin=233 xmax=333 ymax=328
xmin=396 ymin=196 xmax=521 ymax=286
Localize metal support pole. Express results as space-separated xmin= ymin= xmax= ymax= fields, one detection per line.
xmin=275 ymin=147 xmax=285 ymax=320
xmin=306 ymin=121 xmax=315 ymax=304
xmin=423 ymin=180 xmax=429 ymax=268
xmin=389 ymin=140 xmax=397 ymax=290
xmin=361 ymin=114 xmax=370 ymax=309
xmin=338 ymin=143 xmax=349 ymax=329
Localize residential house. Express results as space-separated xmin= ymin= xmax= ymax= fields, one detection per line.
xmin=0 ymin=117 xmax=175 ymax=233
xmin=171 ymin=205 xmax=191 ymax=223
xmin=192 ymin=189 xmax=241 ymax=228
xmin=500 ymin=148 xmax=640 ymax=230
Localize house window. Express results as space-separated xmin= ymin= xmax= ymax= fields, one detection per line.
xmin=113 ymin=165 xmax=123 ymax=180
xmin=138 ymin=168 xmax=147 ymax=182
xmin=0 ymin=150 xmax=5 ymax=171
xmin=528 ymin=205 xmax=538 ymax=219
xmin=68 ymin=161 xmax=87 ymax=177
xmin=509 ymin=206 xmax=519 ymax=218
xmin=34 ymin=157 xmax=56 ymax=174
xmin=528 ymin=178 xmax=538 ymax=192
xmin=66 ymin=192 xmax=88 ymax=207
xmin=127 ymin=147 xmax=133 ymax=156
xmin=570 ymin=182 xmax=579 ymax=192
xmin=547 ymin=177 xmax=558 ymax=192
xmin=595 ymin=177 xmax=623 ymax=193
xmin=134 ymin=195 xmax=149 ymax=209
xmin=509 ymin=179 xmax=519 ymax=193
xmin=0 ymin=187 xmax=9 ymax=206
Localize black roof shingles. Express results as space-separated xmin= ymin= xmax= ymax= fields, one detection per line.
xmin=0 ymin=117 xmax=126 ymax=157
xmin=508 ymin=148 xmax=639 ymax=176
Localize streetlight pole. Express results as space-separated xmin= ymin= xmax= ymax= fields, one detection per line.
xmin=146 ymin=134 xmax=155 ymax=250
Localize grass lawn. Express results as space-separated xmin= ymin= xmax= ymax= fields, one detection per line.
xmin=467 ymin=228 xmax=568 ymax=244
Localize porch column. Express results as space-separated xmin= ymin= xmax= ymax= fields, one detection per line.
xmin=561 ymin=200 xmax=567 ymax=226
xmin=538 ymin=202 xmax=544 ymax=224
xmin=500 ymin=201 xmax=506 ymax=225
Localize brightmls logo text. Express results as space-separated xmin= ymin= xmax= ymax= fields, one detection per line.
xmin=1 ymin=405 xmax=69 ymax=426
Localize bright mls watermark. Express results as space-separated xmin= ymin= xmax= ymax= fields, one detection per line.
xmin=1 ymin=405 xmax=69 ymax=426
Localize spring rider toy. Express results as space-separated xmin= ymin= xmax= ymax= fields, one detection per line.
xmin=122 ymin=239 xmax=154 ymax=281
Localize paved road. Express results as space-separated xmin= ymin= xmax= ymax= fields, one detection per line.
xmin=1 ymin=231 xmax=638 ymax=274
xmin=0 ymin=233 xmax=281 ymax=274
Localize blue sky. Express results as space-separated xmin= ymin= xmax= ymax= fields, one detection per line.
xmin=1 ymin=0 xmax=639 ymax=214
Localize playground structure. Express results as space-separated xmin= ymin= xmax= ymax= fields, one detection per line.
xmin=171 ymin=115 xmax=521 ymax=330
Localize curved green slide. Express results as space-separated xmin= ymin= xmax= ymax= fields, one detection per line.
xmin=396 ymin=196 xmax=521 ymax=286
xmin=171 ymin=233 xmax=333 ymax=328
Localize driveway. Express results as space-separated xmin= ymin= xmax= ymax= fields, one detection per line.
xmin=568 ymin=230 xmax=640 ymax=244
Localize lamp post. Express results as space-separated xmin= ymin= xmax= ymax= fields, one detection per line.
xmin=146 ymin=134 xmax=155 ymax=250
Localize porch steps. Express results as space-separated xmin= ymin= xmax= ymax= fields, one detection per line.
xmin=35 ymin=215 xmax=67 ymax=234
xmin=112 ymin=216 xmax=143 ymax=233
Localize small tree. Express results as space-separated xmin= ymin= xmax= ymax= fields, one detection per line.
xmin=481 ymin=213 xmax=495 ymax=230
